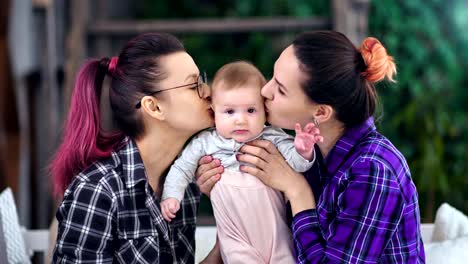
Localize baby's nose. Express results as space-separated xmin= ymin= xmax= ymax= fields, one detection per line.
xmin=236 ymin=114 xmax=247 ymax=124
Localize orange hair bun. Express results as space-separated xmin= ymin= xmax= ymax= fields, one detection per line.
xmin=360 ymin=37 xmax=397 ymax=83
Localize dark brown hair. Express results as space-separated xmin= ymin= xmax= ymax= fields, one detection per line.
xmin=51 ymin=32 xmax=185 ymax=195
xmin=292 ymin=31 xmax=396 ymax=128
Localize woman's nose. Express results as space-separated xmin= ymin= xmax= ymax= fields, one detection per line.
xmin=261 ymin=80 xmax=274 ymax=100
xmin=202 ymin=84 xmax=212 ymax=101
xmin=202 ymin=84 xmax=211 ymax=103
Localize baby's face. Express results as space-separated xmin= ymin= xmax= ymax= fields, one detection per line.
xmin=212 ymin=85 xmax=266 ymax=142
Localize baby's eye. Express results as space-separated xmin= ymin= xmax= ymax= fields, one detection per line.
xmin=247 ymin=108 xmax=256 ymax=113
xmin=225 ymin=109 xmax=234 ymax=115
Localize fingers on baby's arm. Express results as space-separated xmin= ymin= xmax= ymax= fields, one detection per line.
xmin=198 ymin=155 xmax=213 ymax=166
xmin=240 ymin=165 xmax=266 ymax=182
xmin=311 ymin=127 xmax=320 ymax=137
xmin=304 ymin=123 xmax=323 ymax=145
xmin=196 ymin=158 xmax=223 ymax=197
xmin=304 ymin=123 xmax=322 ymax=137
xmin=295 ymin=138 xmax=306 ymax=151
xmin=243 ymin=139 xmax=279 ymax=155
xmin=296 ymin=123 xmax=321 ymax=138
xmin=161 ymin=202 xmax=172 ymax=221
xmin=306 ymin=134 xmax=322 ymax=145
xmin=161 ymin=199 xmax=180 ymax=222
xmin=196 ymin=156 xmax=222 ymax=193
xmin=304 ymin=123 xmax=315 ymax=133
xmin=196 ymin=158 xmax=221 ymax=180
xmin=168 ymin=202 xmax=180 ymax=214
xmin=295 ymin=123 xmax=302 ymax=135
xmin=198 ymin=171 xmax=221 ymax=189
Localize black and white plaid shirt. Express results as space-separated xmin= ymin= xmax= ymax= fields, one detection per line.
xmin=53 ymin=138 xmax=200 ymax=263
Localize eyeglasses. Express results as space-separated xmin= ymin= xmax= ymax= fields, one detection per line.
xmin=135 ymin=71 xmax=208 ymax=109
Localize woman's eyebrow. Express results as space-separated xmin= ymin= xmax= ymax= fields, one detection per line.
xmin=274 ymin=78 xmax=286 ymax=89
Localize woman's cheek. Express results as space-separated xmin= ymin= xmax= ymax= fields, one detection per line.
xmin=273 ymin=108 xmax=296 ymax=129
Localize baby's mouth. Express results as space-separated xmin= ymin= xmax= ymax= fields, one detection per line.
xmin=233 ymin=130 xmax=249 ymax=134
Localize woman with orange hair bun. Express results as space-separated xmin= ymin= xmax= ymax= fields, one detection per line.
xmin=196 ymin=31 xmax=425 ymax=263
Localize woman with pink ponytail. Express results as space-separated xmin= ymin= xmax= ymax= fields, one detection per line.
xmin=50 ymin=32 xmax=220 ymax=263
xmin=198 ymin=31 xmax=425 ymax=263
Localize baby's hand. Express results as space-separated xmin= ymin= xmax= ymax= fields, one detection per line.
xmin=160 ymin=198 xmax=181 ymax=222
xmin=294 ymin=123 xmax=324 ymax=161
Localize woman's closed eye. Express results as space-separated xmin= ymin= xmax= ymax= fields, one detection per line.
xmin=189 ymin=80 xmax=199 ymax=89
xmin=272 ymin=78 xmax=286 ymax=96
xmin=188 ymin=76 xmax=199 ymax=89
xmin=277 ymin=85 xmax=286 ymax=96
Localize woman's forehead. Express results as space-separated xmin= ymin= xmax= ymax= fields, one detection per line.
xmin=161 ymin=52 xmax=199 ymax=79
xmin=274 ymin=46 xmax=303 ymax=86
xmin=276 ymin=46 xmax=297 ymax=69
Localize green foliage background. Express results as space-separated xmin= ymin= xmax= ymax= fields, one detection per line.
xmin=138 ymin=0 xmax=468 ymax=221
xmin=369 ymin=0 xmax=468 ymax=221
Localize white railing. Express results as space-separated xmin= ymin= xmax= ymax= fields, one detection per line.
xmin=21 ymin=225 xmax=218 ymax=262
xmin=22 ymin=224 xmax=435 ymax=262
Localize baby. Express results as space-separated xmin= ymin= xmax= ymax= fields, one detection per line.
xmin=161 ymin=61 xmax=322 ymax=263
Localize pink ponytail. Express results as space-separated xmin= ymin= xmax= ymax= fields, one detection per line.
xmin=50 ymin=59 xmax=123 ymax=196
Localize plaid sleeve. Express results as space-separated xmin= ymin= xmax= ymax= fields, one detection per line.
xmin=53 ymin=179 xmax=117 ymax=264
xmin=292 ymin=160 xmax=405 ymax=263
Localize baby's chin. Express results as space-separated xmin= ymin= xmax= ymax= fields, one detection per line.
xmin=218 ymin=132 xmax=257 ymax=143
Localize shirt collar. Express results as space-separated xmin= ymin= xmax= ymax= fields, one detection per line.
xmin=116 ymin=137 xmax=148 ymax=189
xmin=324 ymin=117 xmax=376 ymax=175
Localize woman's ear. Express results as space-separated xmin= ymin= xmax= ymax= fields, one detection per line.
xmin=313 ymin=104 xmax=334 ymax=125
xmin=140 ymin=96 xmax=166 ymax=121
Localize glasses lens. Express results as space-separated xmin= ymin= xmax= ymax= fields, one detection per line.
xmin=197 ymin=76 xmax=202 ymax=98
xmin=198 ymin=72 xmax=207 ymax=98
xmin=202 ymin=71 xmax=207 ymax=83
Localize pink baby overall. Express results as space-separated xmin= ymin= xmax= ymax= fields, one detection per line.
xmin=210 ymin=169 xmax=295 ymax=264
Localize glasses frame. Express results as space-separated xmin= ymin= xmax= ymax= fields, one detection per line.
xmin=135 ymin=71 xmax=207 ymax=109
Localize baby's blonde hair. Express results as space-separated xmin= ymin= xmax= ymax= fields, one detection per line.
xmin=211 ymin=61 xmax=266 ymax=97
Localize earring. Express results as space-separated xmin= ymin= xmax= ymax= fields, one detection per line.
xmin=313 ymin=118 xmax=319 ymax=126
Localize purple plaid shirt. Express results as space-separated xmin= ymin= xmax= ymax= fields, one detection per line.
xmin=291 ymin=118 xmax=425 ymax=263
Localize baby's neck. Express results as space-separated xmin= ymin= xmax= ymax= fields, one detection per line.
xmin=239 ymin=131 xmax=263 ymax=143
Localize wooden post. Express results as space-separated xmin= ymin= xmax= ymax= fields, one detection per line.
xmin=9 ymin=0 xmax=37 ymax=228
xmin=32 ymin=0 xmax=60 ymax=229
xmin=63 ymin=0 xmax=89 ymax=115
xmin=332 ymin=0 xmax=370 ymax=45
xmin=0 ymin=0 xmax=10 ymax=190
xmin=95 ymin=0 xmax=112 ymax=58
xmin=94 ymin=0 xmax=115 ymax=131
